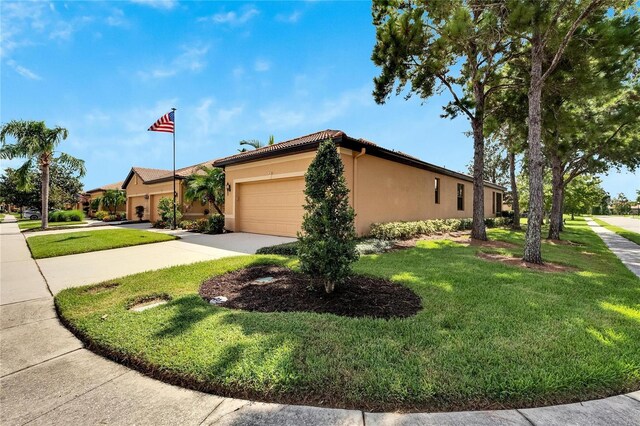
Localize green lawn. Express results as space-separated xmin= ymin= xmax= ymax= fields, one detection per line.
xmin=28 ymin=229 xmax=177 ymax=258
xmin=593 ymin=218 xmax=640 ymax=245
xmin=55 ymin=218 xmax=640 ymax=411
xmin=18 ymin=220 xmax=87 ymax=231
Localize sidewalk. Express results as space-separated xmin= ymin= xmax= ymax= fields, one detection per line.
xmin=1 ymin=215 xmax=639 ymax=425
xmin=585 ymin=217 xmax=640 ymax=277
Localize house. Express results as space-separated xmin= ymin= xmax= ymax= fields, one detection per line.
xmin=85 ymin=181 xmax=124 ymax=216
xmin=213 ymin=129 xmax=506 ymax=237
xmin=122 ymin=160 xmax=217 ymax=221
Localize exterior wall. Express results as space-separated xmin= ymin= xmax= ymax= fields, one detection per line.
xmin=124 ymin=173 xmax=184 ymax=221
xmin=86 ymin=190 xmax=125 ymax=216
xmin=223 ymin=148 xmax=504 ymax=236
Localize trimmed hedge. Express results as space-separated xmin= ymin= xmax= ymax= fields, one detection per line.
xmin=49 ymin=210 xmax=84 ymax=222
xmin=370 ymin=217 xmax=511 ymax=240
xmin=256 ymin=241 xmax=299 ymax=255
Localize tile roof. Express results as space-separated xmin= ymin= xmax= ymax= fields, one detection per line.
xmin=213 ymin=129 xmax=506 ymax=191
xmin=213 ymin=130 xmax=377 ymax=166
xmin=85 ymin=181 xmax=124 ymax=193
xmin=131 ymin=167 xmax=172 ymax=182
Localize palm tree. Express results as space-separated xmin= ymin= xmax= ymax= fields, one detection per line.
xmin=237 ymin=135 xmax=276 ymax=152
xmin=0 ymin=120 xmax=85 ymax=229
xmin=100 ymin=189 xmax=126 ymax=215
xmin=183 ymin=166 xmax=225 ymax=215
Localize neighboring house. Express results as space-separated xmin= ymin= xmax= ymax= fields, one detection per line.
xmin=122 ymin=161 xmax=218 ymax=221
xmin=85 ymin=181 xmax=124 ymax=215
xmin=214 ymin=129 xmax=506 ymax=237
xmin=630 ymin=204 xmax=640 ymax=215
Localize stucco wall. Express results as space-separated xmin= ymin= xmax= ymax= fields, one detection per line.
xmin=223 ymin=148 xmax=504 ymax=236
xmin=124 ymin=173 xmax=184 ymax=221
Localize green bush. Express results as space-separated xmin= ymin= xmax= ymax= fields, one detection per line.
xmin=256 ymin=241 xmax=299 ymax=255
xmin=205 ymin=214 xmax=224 ymax=234
xmin=370 ymin=217 xmax=509 ymax=240
xmin=298 ymin=139 xmax=358 ymax=294
xmin=49 ymin=209 xmax=84 ymax=222
xmin=94 ymin=211 xmax=108 ymax=221
xmin=157 ymin=197 xmax=182 ymax=225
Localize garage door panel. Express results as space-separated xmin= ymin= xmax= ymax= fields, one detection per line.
xmin=236 ymin=178 xmax=305 ymax=237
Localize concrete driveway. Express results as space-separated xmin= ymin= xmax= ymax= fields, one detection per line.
xmin=594 ymin=216 xmax=640 ymax=233
xmin=35 ymin=232 xmax=294 ymax=294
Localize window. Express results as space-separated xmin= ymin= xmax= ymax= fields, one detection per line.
xmin=457 ymin=183 xmax=464 ymax=211
xmin=496 ymin=192 xmax=503 ymax=214
xmin=434 ymin=177 xmax=440 ymax=204
xmin=492 ymin=192 xmax=496 ymax=214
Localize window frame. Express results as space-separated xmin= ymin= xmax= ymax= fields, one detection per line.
xmin=434 ymin=177 xmax=440 ymax=204
xmin=457 ymin=183 xmax=464 ymax=211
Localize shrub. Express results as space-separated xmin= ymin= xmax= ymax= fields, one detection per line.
xmin=256 ymin=241 xmax=299 ymax=255
xmin=370 ymin=217 xmax=510 ymax=240
xmin=179 ymin=220 xmax=197 ymax=231
xmin=152 ymin=220 xmax=169 ymax=229
xmin=205 ymin=214 xmax=224 ymax=234
xmin=298 ymin=139 xmax=358 ymax=294
xmin=135 ymin=205 xmax=145 ymax=221
xmin=157 ymin=197 xmax=182 ymax=226
xmin=49 ymin=209 xmax=84 ymax=222
xmin=94 ymin=211 xmax=108 ymax=221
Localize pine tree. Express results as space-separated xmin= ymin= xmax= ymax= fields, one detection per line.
xmin=298 ymin=139 xmax=358 ymax=294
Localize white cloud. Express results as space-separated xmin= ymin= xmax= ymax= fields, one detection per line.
xmin=49 ymin=16 xmax=93 ymax=41
xmin=199 ymin=6 xmax=259 ymax=25
xmin=138 ymin=44 xmax=210 ymax=80
xmin=275 ymin=11 xmax=302 ymax=23
xmin=254 ymin=59 xmax=271 ymax=72
xmin=106 ymin=9 xmax=127 ymax=27
xmin=259 ymin=86 xmax=372 ymax=131
xmin=6 ymin=59 xmax=42 ymax=80
xmin=232 ymin=66 xmax=245 ymax=78
xmin=130 ymin=0 xmax=177 ymax=10
xmin=0 ymin=1 xmax=48 ymax=57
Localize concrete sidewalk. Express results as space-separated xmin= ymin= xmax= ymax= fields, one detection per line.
xmin=1 ymin=214 xmax=639 ymax=425
xmin=586 ymin=217 xmax=640 ymax=277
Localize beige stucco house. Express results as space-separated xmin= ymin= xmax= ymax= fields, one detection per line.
xmin=214 ymin=130 xmax=506 ymax=237
xmin=85 ymin=181 xmax=124 ymax=216
xmin=122 ymin=160 xmax=218 ymax=222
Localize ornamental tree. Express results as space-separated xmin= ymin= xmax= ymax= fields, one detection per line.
xmin=298 ymin=139 xmax=358 ymax=294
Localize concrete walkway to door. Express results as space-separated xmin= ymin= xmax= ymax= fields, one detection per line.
xmin=1 ymin=215 xmax=639 ymax=425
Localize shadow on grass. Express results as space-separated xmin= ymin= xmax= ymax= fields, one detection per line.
xmin=54 ymin=235 xmax=90 ymax=243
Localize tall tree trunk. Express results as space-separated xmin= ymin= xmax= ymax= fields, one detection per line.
xmin=548 ymin=155 xmax=564 ymax=240
xmin=471 ymin=97 xmax=487 ymax=241
xmin=509 ymin=150 xmax=521 ymax=230
xmin=523 ymin=36 xmax=544 ymax=264
xmin=41 ymin=157 xmax=50 ymax=230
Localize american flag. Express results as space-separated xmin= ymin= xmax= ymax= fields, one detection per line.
xmin=148 ymin=111 xmax=175 ymax=133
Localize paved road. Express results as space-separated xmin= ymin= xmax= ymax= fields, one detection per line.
xmin=595 ymin=216 xmax=640 ymax=234
xmin=586 ymin=217 xmax=640 ymax=278
xmin=1 ymin=215 xmax=639 ymax=425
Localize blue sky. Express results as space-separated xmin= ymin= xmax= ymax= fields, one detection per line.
xmin=1 ymin=0 xmax=638 ymax=198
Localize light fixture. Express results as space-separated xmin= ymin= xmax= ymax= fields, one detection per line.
xmin=226 ymin=183 xmax=231 ymax=193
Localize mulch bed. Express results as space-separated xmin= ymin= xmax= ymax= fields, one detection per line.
xmin=199 ymin=265 xmax=421 ymax=319
xmin=391 ymin=232 xmax=517 ymax=251
xmin=476 ymin=252 xmax=577 ymax=273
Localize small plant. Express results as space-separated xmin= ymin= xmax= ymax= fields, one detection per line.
xmin=256 ymin=241 xmax=300 ymax=255
xmin=298 ymin=139 xmax=358 ymax=294
xmin=157 ymin=197 xmax=182 ymax=226
xmin=135 ymin=205 xmax=144 ymax=221
xmin=94 ymin=211 xmax=108 ymax=221
xmin=49 ymin=209 xmax=84 ymax=222
xmin=205 ymin=214 xmax=224 ymax=234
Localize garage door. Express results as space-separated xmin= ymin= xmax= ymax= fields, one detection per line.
xmin=127 ymin=196 xmax=147 ymax=220
xmin=236 ymin=177 xmax=305 ymax=237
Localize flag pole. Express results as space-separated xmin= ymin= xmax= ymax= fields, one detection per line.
xmin=172 ymin=107 xmax=177 ymax=230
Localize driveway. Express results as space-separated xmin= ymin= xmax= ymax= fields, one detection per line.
xmin=595 ymin=216 xmax=640 ymax=233
xmin=35 ymin=232 xmax=294 ymax=294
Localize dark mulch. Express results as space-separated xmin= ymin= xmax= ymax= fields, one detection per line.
xmin=199 ymin=265 xmax=422 ymax=319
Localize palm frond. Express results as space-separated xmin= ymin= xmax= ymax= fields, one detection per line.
xmin=14 ymin=158 xmax=35 ymax=191
xmin=55 ymin=152 xmax=86 ymax=177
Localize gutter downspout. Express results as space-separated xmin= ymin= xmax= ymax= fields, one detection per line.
xmin=353 ymin=148 xmax=366 ymax=234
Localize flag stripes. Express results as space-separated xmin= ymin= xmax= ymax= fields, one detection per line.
xmin=148 ymin=111 xmax=175 ymax=133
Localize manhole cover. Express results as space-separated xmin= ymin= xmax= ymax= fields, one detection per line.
xmin=253 ymin=276 xmax=275 ymax=284
xmin=130 ymin=300 xmax=168 ymax=312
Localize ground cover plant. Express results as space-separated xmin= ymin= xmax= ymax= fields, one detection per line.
xmin=592 ymin=218 xmax=640 ymax=246
xmin=55 ymin=218 xmax=640 ymax=412
xmin=28 ymin=229 xmax=176 ymax=258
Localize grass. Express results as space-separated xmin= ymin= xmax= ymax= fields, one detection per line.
xmin=28 ymin=229 xmax=177 ymax=258
xmin=55 ymin=218 xmax=640 ymax=412
xmin=18 ymin=220 xmax=87 ymax=231
xmin=592 ymin=218 xmax=640 ymax=245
